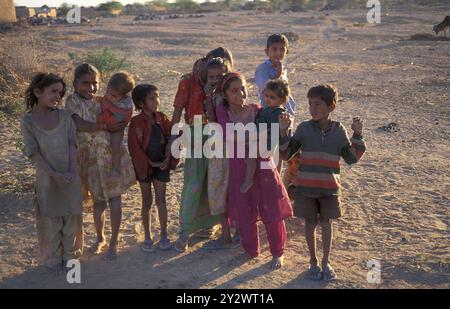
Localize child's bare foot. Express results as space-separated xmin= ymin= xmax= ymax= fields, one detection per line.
xmin=240 ymin=180 xmax=254 ymax=193
xmin=271 ymin=256 xmax=284 ymax=270
xmin=102 ymin=246 xmax=118 ymax=261
xmin=89 ymin=240 xmax=107 ymax=255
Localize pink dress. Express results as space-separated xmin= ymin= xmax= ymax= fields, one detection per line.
xmin=216 ymin=103 xmax=292 ymax=258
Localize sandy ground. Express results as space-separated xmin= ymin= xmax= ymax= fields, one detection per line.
xmin=0 ymin=7 xmax=449 ymax=289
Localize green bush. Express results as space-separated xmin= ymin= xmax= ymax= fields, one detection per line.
xmin=68 ymin=48 xmax=131 ymax=80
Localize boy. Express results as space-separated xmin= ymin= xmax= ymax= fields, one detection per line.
xmin=254 ymin=34 xmax=296 ymax=116
xmin=255 ymin=34 xmax=298 ymax=191
xmin=279 ymin=84 xmax=366 ymax=281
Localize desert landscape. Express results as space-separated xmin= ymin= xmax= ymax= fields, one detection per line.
xmin=0 ymin=2 xmax=449 ymax=289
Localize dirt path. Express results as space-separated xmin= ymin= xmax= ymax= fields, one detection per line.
xmin=0 ymin=7 xmax=449 ymax=288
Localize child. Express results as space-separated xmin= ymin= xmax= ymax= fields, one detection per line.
xmin=98 ymin=72 xmax=135 ymax=178
xmin=201 ymin=57 xmax=236 ymax=249
xmin=170 ymin=47 xmax=234 ymax=253
xmin=254 ymin=33 xmax=299 ymax=193
xmin=128 ymin=84 xmax=178 ymax=252
xmin=279 ymin=84 xmax=366 ymax=281
xmin=66 ymin=64 xmax=136 ymax=260
xmin=241 ymin=79 xmax=291 ymax=194
xmin=21 ymin=72 xmax=83 ymax=273
xmin=215 ymin=72 xmax=292 ymax=269
xmin=254 ymin=34 xmax=296 ymax=116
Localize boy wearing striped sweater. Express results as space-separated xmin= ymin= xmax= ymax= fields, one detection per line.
xmin=279 ymin=84 xmax=366 ymax=281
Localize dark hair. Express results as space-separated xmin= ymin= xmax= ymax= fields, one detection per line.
xmin=74 ymin=63 xmax=100 ymax=81
xmin=267 ymin=34 xmax=289 ymax=50
xmin=307 ymin=84 xmax=338 ymax=107
xmin=131 ymin=84 xmax=158 ymax=111
xmin=219 ymin=72 xmax=247 ymax=106
xmin=24 ymin=72 xmax=66 ymax=110
xmin=264 ymin=79 xmax=290 ymax=102
xmin=200 ymin=57 xmax=232 ymax=85
xmin=107 ymin=71 xmax=135 ymax=95
xmin=205 ymin=47 xmax=234 ymax=68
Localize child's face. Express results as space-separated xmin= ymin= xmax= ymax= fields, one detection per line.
xmin=225 ymin=78 xmax=247 ymax=107
xmin=141 ymin=90 xmax=160 ymax=114
xmin=207 ymin=67 xmax=225 ymax=88
xmin=266 ymin=42 xmax=288 ymax=63
xmin=308 ymin=96 xmax=335 ymax=121
xmin=34 ymin=82 xmax=64 ymax=109
xmin=105 ymin=86 xmax=128 ymax=104
xmin=264 ymin=89 xmax=286 ymax=108
xmin=74 ymin=73 xmax=98 ymax=100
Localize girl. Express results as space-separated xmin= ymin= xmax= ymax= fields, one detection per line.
xmin=65 ymin=63 xmax=136 ymax=260
xmin=21 ymin=72 xmax=83 ymax=273
xmin=215 ymin=72 xmax=293 ymax=269
xmin=201 ymin=57 xmax=236 ymax=249
xmin=128 ymin=84 xmax=178 ymax=252
xmin=169 ymin=48 xmax=234 ymax=253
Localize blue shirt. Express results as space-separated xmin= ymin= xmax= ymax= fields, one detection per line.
xmin=254 ymin=59 xmax=296 ymax=116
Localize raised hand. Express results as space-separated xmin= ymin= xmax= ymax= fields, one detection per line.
xmin=279 ymin=112 xmax=292 ymax=133
xmin=351 ymin=117 xmax=363 ymax=135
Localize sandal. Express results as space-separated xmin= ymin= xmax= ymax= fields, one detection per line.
xmin=308 ymin=265 xmax=322 ymax=280
xmin=158 ymin=237 xmax=172 ymax=251
xmin=174 ymin=235 xmax=188 ymax=253
xmin=196 ymin=227 xmax=216 ymax=239
xmin=322 ymin=264 xmax=337 ymax=281
xmin=141 ymin=239 xmax=156 ymax=253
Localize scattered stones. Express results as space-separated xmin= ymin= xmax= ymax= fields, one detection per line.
xmin=377 ymin=122 xmax=400 ymax=133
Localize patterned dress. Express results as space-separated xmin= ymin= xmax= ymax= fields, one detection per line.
xmin=65 ymin=93 xmax=135 ymax=202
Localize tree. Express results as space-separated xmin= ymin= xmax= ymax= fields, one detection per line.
xmin=97 ymin=1 xmax=124 ymax=13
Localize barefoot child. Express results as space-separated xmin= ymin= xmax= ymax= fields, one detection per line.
xmin=280 ymin=84 xmax=366 ymax=280
xmin=128 ymin=84 xmax=178 ymax=252
xmin=21 ymin=73 xmax=83 ymax=273
xmin=201 ymin=57 xmax=236 ymax=249
xmin=98 ymin=72 xmax=135 ymax=178
xmin=241 ymin=79 xmax=291 ymax=194
xmin=215 ymin=72 xmax=292 ymax=269
xmin=170 ymin=48 xmax=234 ymax=252
xmin=66 ymin=64 xmax=135 ymax=260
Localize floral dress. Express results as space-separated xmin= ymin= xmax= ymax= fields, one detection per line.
xmin=65 ymin=93 xmax=135 ymax=202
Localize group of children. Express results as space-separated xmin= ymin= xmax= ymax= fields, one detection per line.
xmin=21 ymin=34 xmax=366 ymax=281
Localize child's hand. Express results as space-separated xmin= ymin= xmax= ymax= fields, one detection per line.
xmin=204 ymin=82 xmax=215 ymax=98
xmin=279 ymin=113 xmax=292 ymax=135
xmin=148 ymin=159 xmax=161 ymax=168
xmin=272 ymin=60 xmax=283 ymax=78
xmin=159 ymin=156 xmax=171 ymax=171
xmin=351 ymin=117 xmax=363 ymax=135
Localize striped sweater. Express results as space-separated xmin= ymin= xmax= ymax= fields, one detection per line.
xmin=281 ymin=120 xmax=366 ymax=197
